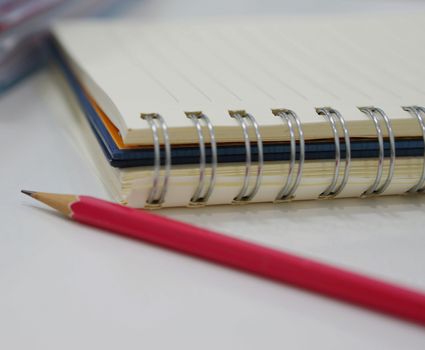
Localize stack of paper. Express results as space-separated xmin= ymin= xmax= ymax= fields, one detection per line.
xmin=51 ymin=13 xmax=425 ymax=208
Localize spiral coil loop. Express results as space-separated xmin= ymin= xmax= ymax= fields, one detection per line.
xmin=230 ymin=111 xmax=264 ymax=203
xmin=137 ymin=104 xmax=425 ymax=208
xmin=315 ymin=107 xmax=351 ymax=198
xmin=272 ymin=109 xmax=305 ymax=201
xmin=402 ymin=106 xmax=425 ymax=193
xmin=358 ymin=106 xmax=396 ymax=197
xmin=141 ymin=114 xmax=171 ymax=208
xmin=186 ymin=112 xmax=218 ymax=206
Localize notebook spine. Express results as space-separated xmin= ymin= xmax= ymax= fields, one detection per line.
xmin=141 ymin=106 xmax=425 ymax=208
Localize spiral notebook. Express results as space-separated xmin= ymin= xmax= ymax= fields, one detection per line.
xmin=52 ymin=13 xmax=425 ymax=208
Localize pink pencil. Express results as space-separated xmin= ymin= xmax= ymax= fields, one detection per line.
xmin=22 ymin=190 xmax=425 ymax=326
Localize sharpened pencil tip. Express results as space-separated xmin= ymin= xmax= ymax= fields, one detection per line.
xmin=21 ymin=190 xmax=35 ymax=197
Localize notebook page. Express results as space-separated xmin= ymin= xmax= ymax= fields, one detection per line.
xmin=53 ymin=13 xmax=425 ymax=144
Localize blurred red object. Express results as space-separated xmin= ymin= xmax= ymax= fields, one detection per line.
xmin=0 ymin=0 xmax=63 ymax=32
xmin=0 ymin=0 xmax=129 ymax=93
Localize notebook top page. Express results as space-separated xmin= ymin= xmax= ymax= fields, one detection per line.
xmin=53 ymin=13 xmax=425 ymax=144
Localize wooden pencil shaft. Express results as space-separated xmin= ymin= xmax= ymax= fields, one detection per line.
xmin=22 ymin=191 xmax=425 ymax=326
xmin=73 ymin=196 xmax=425 ymax=326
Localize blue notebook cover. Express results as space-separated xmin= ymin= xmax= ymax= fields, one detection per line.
xmin=51 ymin=41 xmax=424 ymax=169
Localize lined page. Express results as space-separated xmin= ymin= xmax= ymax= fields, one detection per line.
xmin=53 ymin=13 xmax=425 ymax=143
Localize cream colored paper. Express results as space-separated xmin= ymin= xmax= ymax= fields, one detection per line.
xmin=53 ymin=13 xmax=425 ymax=145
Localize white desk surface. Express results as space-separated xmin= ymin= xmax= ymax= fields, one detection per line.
xmin=2 ymin=1 xmax=425 ymax=349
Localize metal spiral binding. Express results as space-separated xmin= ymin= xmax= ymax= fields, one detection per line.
xmin=186 ymin=112 xmax=218 ymax=206
xmin=315 ymin=107 xmax=351 ymax=199
xmin=229 ymin=111 xmax=264 ymax=203
xmin=358 ymin=106 xmax=396 ymax=197
xmin=140 ymin=114 xmax=171 ymax=208
xmin=272 ymin=109 xmax=305 ymax=202
xmin=402 ymin=106 xmax=425 ymax=193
